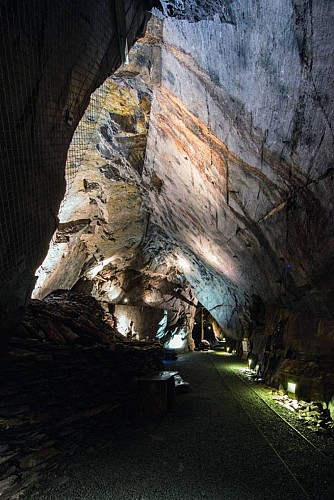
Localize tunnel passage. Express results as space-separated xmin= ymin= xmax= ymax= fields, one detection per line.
xmin=0 ymin=0 xmax=332 ymax=377
xmin=1 ymin=1 xmax=334 ymax=498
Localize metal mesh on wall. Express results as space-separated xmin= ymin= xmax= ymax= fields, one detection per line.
xmin=0 ymin=0 xmax=127 ymax=288
xmin=63 ymin=81 xmax=110 ymax=204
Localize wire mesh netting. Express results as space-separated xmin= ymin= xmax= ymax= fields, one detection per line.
xmin=0 ymin=0 xmax=129 ymax=289
xmin=63 ymin=80 xmax=111 ymax=206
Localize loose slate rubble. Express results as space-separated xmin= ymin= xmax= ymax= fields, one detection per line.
xmin=241 ymin=368 xmax=334 ymax=438
xmin=0 ymin=292 xmax=163 ymax=499
xmin=271 ymin=394 xmax=334 ymax=436
xmin=21 ymin=291 xmax=124 ymax=346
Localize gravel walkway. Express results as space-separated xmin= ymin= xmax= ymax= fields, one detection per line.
xmin=24 ymin=352 xmax=334 ymax=500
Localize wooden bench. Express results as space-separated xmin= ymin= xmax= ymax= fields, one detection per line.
xmin=135 ymin=371 xmax=178 ymax=417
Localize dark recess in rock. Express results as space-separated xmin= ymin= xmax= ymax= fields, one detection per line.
xmin=99 ymin=165 xmax=124 ymax=181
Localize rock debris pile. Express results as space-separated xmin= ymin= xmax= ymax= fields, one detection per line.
xmin=21 ymin=292 xmax=123 ymax=346
xmin=241 ymin=368 xmax=334 ymax=439
xmin=0 ymin=293 xmax=163 ymax=500
xmin=272 ymin=394 xmax=334 ymax=437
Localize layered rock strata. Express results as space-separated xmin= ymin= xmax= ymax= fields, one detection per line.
xmin=143 ymin=3 xmax=334 ymax=341
xmin=33 ymin=20 xmax=196 ymax=344
xmin=32 ymin=3 xmax=334 ymax=363
xmin=2 ymin=1 xmax=333 ymax=373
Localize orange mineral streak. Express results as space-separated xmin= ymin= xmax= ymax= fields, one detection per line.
xmin=149 ymin=86 xmax=240 ymax=282
xmin=153 ymin=86 xmax=279 ymax=200
xmin=154 ymin=85 xmax=227 ymax=196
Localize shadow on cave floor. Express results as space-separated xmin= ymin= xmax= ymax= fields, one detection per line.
xmin=24 ymin=352 xmax=332 ymax=500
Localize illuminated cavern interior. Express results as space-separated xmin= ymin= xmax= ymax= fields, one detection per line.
xmin=1 ymin=1 xmax=334 ymax=497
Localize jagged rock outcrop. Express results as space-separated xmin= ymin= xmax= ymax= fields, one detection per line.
xmin=32 ymin=20 xmax=196 ymax=343
xmin=158 ymin=0 xmax=228 ymax=22
xmin=0 ymin=0 xmax=160 ymax=350
xmin=31 ymin=25 xmax=157 ymax=301
xmin=5 ymin=1 xmax=334 ymax=495
xmin=32 ymin=3 xmax=334 ymax=357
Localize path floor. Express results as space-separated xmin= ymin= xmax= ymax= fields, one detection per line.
xmin=25 ymin=352 xmax=334 ymax=500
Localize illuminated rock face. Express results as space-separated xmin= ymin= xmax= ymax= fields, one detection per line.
xmin=0 ymin=1 xmax=154 ymax=348
xmin=33 ymin=23 xmax=197 ymax=334
xmin=143 ymin=2 xmax=334 ymax=336
xmin=32 ymin=77 xmax=150 ymax=300
xmin=2 ymin=0 xmax=334 ymax=355
xmin=34 ymin=3 xmax=334 ymax=346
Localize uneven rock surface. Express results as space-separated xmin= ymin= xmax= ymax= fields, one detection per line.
xmin=159 ymin=0 xmax=226 ymax=22
xmin=0 ymin=0 xmax=158 ymax=348
xmin=22 ymin=292 xmax=122 ymax=346
xmin=142 ymin=3 xmax=334 ymax=338
xmin=0 ymin=0 xmax=333 ymax=400
xmin=33 ymin=4 xmax=334 ymax=354
xmin=1 ymin=2 xmax=334 ymax=496
xmin=33 ymin=20 xmax=197 ymax=343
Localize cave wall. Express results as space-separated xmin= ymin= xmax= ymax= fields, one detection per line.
xmin=246 ymin=303 xmax=334 ymax=403
xmin=2 ymin=0 xmax=333 ymax=355
xmin=32 ymin=19 xmax=197 ymax=336
xmin=114 ymin=304 xmax=164 ymax=339
xmin=32 ymin=41 xmax=156 ymax=301
xmin=143 ymin=2 xmax=334 ymax=339
xmin=0 ymin=0 xmax=156 ymax=349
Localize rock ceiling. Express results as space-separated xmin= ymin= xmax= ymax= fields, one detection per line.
xmin=33 ymin=2 xmax=334 ymax=339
